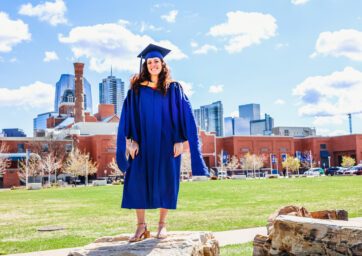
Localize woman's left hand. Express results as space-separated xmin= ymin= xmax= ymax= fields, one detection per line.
xmin=174 ymin=142 xmax=183 ymax=157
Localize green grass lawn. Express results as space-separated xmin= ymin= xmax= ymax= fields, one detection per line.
xmin=220 ymin=242 xmax=253 ymax=256
xmin=0 ymin=176 xmax=361 ymax=254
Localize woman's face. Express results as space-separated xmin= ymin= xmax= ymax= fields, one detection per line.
xmin=146 ymin=57 xmax=162 ymax=76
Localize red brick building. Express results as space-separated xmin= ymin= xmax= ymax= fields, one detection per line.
xmin=1 ymin=132 xmax=362 ymax=188
xmin=199 ymin=132 xmax=362 ymax=169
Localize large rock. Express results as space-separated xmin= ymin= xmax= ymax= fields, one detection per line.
xmin=68 ymin=231 xmax=219 ymax=256
xmin=254 ymin=215 xmax=362 ymax=256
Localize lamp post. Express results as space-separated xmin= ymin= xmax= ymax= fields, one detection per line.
xmin=85 ymin=155 xmax=88 ymax=186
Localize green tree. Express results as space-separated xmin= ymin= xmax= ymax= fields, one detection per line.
xmin=341 ymin=156 xmax=355 ymax=168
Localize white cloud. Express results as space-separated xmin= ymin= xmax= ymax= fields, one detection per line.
xmin=274 ymin=99 xmax=286 ymax=105
xmin=208 ymin=11 xmax=277 ymax=53
xmin=43 ymin=51 xmax=59 ymax=62
xmin=190 ymin=40 xmax=198 ymax=48
xmin=9 ymin=57 xmax=17 ymax=63
xmin=161 ymin=10 xmax=178 ymax=23
xmin=291 ymin=0 xmax=310 ymax=5
xmin=316 ymin=128 xmax=347 ymax=136
xmin=293 ymin=67 xmax=362 ymax=121
xmin=179 ymin=80 xmax=194 ymax=97
xmin=58 ymin=20 xmax=187 ymax=73
xmin=0 ymin=81 xmax=54 ymax=109
xmin=19 ymin=0 xmax=67 ymax=26
xmin=209 ymin=84 xmax=224 ymax=93
xmin=230 ymin=111 xmax=239 ymax=117
xmin=313 ymin=116 xmax=346 ymax=126
xmin=311 ymin=29 xmax=362 ymax=61
xmin=275 ymin=43 xmax=289 ymax=49
xmin=0 ymin=12 xmax=31 ymax=52
xmin=140 ymin=22 xmax=163 ymax=33
xmin=193 ymin=44 xmax=218 ymax=55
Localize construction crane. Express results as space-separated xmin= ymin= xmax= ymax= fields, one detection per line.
xmin=347 ymin=111 xmax=362 ymax=134
xmin=315 ymin=111 xmax=362 ymax=134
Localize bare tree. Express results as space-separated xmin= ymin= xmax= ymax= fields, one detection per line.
xmin=226 ymin=155 xmax=240 ymax=170
xmin=18 ymin=154 xmax=42 ymax=181
xmin=282 ymin=155 xmax=301 ymax=176
xmin=240 ymin=153 xmax=264 ymax=177
xmin=180 ymin=151 xmax=191 ymax=179
xmin=63 ymin=148 xmax=97 ymax=183
xmin=42 ymin=153 xmax=62 ymax=186
xmin=0 ymin=143 xmax=10 ymax=175
xmin=108 ymin=158 xmax=122 ymax=176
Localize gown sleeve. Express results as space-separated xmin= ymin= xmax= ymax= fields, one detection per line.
xmin=172 ymin=82 xmax=210 ymax=177
xmin=116 ymin=89 xmax=140 ymax=173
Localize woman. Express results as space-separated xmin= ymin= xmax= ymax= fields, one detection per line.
xmin=116 ymin=44 xmax=209 ymax=242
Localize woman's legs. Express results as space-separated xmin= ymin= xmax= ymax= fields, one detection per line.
xmin=129 ymin=209 xmax=147 ymax=241
xmin=157 ymin=208 xmax=168 ymax=238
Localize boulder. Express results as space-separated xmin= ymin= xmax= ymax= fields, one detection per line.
xmin=267 ymin=205 xmax=311 ymax=234
xmin=254 ymin=215 xmax=362 ymax=256
xmin=68 ymin=231 xmax=219 ymax=256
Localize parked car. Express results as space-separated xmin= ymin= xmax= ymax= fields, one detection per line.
xmin=344 ymin=166 xmax=362 ymax=175
xmin=325 ymin=167 xmax=339 ymax=176
xmin=303 ymin=168 xmax=324 ymax=176
xmin=336 ymin=167 xmax=348 ymax=175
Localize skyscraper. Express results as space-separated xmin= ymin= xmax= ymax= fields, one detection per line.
xmin=99 ymin=70 xmax=125 ymax=115
xmin=54 ymin=74 xmax=93 ymax=113
xmin=195 ymin=101 xmax=223 ymax=136
xmin=235 ymin=103 xmax=261 ymax=135
xmin=250 ymin=114 xmax=274 ymax=135
xmin=239 ymin=103 xmax=260 ymax=121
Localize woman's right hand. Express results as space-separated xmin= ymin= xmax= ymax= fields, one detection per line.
xmin=128 ymin=140 xmax=139 ymax=159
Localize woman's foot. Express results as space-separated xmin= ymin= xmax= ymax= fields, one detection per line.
xmin=156 ymin=222 xmax=167 ymax=239
xmin=129 ymin=223 xmax=150 ymax=242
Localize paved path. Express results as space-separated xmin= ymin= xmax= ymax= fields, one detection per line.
xmin=6 ymin=217 xmax=362 ymax=256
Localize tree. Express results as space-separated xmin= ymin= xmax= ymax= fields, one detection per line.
xmin=18 ymin=154 xmax=42 ymax=181
xmin=282 ymin=155 xmax=301 ymax=176
xmin=240 ymin=153 xmax=264 ymax=177
xmin=180 ymin=151 xmax=191 ymax=179
xmin=42 ymin=153 xmax=62 ymax=186
xmin=341 ymin=156 xmax=355 ymax=168
xmin=63 ymin=148 xmax=97 ymax=184
xmin=226 ymin=155 xmax=240 ymax=170
xmin=108 ymin=158 xmax=122 ymax=176
xmin=0 ymin=143 xmax=10 ymax=175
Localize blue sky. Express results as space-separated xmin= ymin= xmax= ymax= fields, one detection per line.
xmin=1 ymin=0 xmax=362 ymax=137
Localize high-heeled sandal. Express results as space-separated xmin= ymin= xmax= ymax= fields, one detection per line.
xmin=128 ymin=223 xmax=150 ymax=243
xmin=156 ymin=221 xmax=167 ymax=239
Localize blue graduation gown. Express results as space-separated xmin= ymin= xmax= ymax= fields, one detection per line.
xmin=116 ymin=82 xmax=209 ymax=209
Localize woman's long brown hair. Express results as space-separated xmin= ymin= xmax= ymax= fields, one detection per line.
xmin=130 ymin=59 xmax=172 ymax=96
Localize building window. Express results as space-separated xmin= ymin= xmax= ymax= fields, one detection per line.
xmin=42 ymin=144 xmax=49 ymax=153
xmin=17 ymin=144 xmax=25 ymax=153
xmin=261 ymin=147 xmax=269 ymax=153
xmin=284 ymin=130 xmax=289 ymax=136
xmin=65 ymin=144 xmax=72 ymax=153
xmin=280 ymin=147 xmax=287 ymax=152
xmin=241 ymin=147 xmax=249 ymax=152
xmin=320 ymin=144 xmax=327 ymax=150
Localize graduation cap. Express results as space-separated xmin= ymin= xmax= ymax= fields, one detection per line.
xmin=137 ymin=44 xmax=171 ymax=72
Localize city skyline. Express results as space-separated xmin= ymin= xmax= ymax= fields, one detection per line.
xmin=1 ymin=0 xmax=362 ymax=136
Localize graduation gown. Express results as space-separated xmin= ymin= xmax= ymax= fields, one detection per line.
xmin=116 ymin=82 xmax=209 ymax=209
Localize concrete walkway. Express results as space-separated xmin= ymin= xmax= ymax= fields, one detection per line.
xmin=6 ymin=217 xmax=362 ymax=256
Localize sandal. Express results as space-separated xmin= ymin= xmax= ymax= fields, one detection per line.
xmin=156 ymin=221 xmax=167 ymax=239
xmin=128 ymin=223 xmax=150 ymax=243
